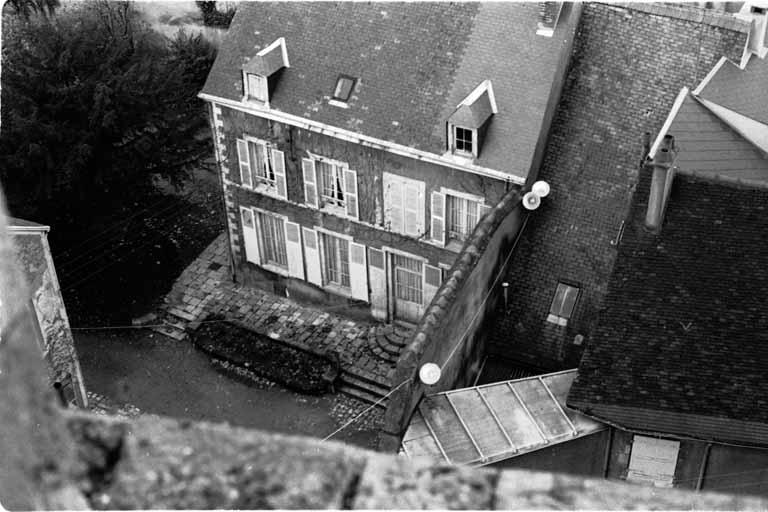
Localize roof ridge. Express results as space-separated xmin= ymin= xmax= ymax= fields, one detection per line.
xmin=604 ymin=2 xmax=751 ymax=32
xmin=675 ymin=167 xmax=768 ymax=191
xmin=691 ymin=94 xmax=768 ymax=155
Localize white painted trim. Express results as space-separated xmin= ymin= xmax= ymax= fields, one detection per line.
xmin=459 ymin=79 xmax=498 ymax=114
xmin=198 ymin=92 xmax=524 ymax=184
xmin=648 ymin=87 xmax=689 ymax=159
xmin=440 ymin=187 xmax=485 ymax=204
xmin=328 ymin=99 xmax=350 ymax=109
xmin=306 ymin=151 xmax=349 ymax=169
xmin=381 ymin=245 xmax=428 ymax=262
xmin=6 ymin=225 xmax=50 ymax=233
xmin=314 ymin=225 xmax=354 ymax=242
xmin=692 ymin=56 xmax=728 ymax=96
xmin=257 ymin=37 xmax=290 ymax=69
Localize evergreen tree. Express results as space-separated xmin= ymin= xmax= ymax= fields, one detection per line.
xmin=0 ymin=1 xmax=216 ymax=220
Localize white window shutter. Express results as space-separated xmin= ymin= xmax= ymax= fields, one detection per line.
xmin=367 ymin=247 xmax=387 ymax=320
xmin=283 ymin=221 xmax=304 ymax=279
xmin=302 ymin=158 xmax=318 ymax=208
xmin=349 ymin=242 xmax=368 ymax=301
xmin=389 ymin=179 xmax=404 ymax=233
xmin=237 ymin=139 xmax=252 ymax=188
xmin=344 ymin=169 xmax=359 ymax=220
xmin=431 ymin=191 xmax=446 ymax=245
xmin=272 ymin=149 xmax=287 ymax=199
xmin=423 ymin=264 xmax=442 ymax=309
xmin=404 ymin=182 xmax=421 ymax=236
xmin=302 ymin=227 xmax=322 ymax=285
xmin=239 ymin=206 xmax=260 ymax=264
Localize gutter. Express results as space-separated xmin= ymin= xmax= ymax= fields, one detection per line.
xmin=197 ymin=92 xmax=524 ymax=185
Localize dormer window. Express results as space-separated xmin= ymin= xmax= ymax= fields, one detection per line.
xmin=752 ymin=5 xmax=766 ymax=14
xmin=447 ymin=80 xmax=497 ymax=159
xmin=242 ymin=37 xmax=289 ymax=105
xmin=246 ymin=73 xmax=268 ymax=102
xmin=454 ymin=126 xmax=473 ymax=154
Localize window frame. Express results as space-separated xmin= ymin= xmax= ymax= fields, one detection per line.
xmin=316 ymin=228 xmax=354 ymax=293
xmin=251 ymin=207 xmax=291 ymax=276
xmin=316 ymin=159 xmax=347 ymax=210
xmin=450 ymin=123 xmax=477 ymax=158
xmin=244 ymin=135 xmax=279 ymax=193
xmin=547 ymin=281 xmax=581 ymax=326
xmin=440 ymin=187 xmax=485 ymax=247
xmin=332 ymin=74 xmax=357 ymax=102
xmin=245 ymin=72 xmax=268 ymax=103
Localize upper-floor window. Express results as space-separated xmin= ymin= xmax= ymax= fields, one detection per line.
xmin=453 ymin=126 xmax=474 ymax=155
xmin=236 ymin=136 xmax=287 ymax=199
xmin=430 ymin=188 xmax=489 ymax=248
xmin=547 ymin=281 xmax=580 ymax=326
xmin=246 ymin=73 xmax=268 ymax=102
xmin=319 ymin=231 xmax=351 ymax=289
xmin=383 ymin=172 xmax=425 ymax=237
xmin=301 ymin=156 xmax=358 ymax=220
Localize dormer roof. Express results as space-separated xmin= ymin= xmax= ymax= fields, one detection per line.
xmin=242 ymin=37 xmax=289 ymax=77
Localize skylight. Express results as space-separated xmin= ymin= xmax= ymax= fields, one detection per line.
xmin=333 ymin=75 xmax=356 ymax=102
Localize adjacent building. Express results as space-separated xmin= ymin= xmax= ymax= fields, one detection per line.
xmin=199 ymin=2 xmax=580 ymax=324
xmin=8 ymin=218 xmax=88 ymax=408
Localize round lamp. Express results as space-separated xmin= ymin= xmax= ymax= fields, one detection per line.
xmin=419 ymin=363 xmax=442 ymax=385
xmin=532 ymin=180 xmax=551 ymax=198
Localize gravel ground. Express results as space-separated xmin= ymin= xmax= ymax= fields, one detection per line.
xmin=74 ymin=328 xmax=381 ymax=450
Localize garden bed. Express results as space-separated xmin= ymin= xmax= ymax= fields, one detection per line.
xmin=189 ymin=316 xmax=340 ymax=395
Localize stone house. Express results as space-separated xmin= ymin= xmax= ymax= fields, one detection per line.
xmin=199 ymin=2 xmax=580 ymax=325
xmin=7 ymin=218 xmax=87 ymax=408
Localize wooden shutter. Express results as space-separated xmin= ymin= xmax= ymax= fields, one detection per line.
xmin=284 ymin=221 xmax=304 ymax=279
xmin=367 ymin=247 xmax=387 ymax=320
xmin=404 ymin=181 xmax=423 ymax=236
xmin=423 ymin=264 xmax=442 ymax=308
xmin=302 ymin=227 xmax=322 ymax=285
xmin=302 ymin=158 xmax=318 ymax=208
xmin=388 ymin=179 xmax=404 ymax=233
xmin=349 ymin=242 xmax=368 ymax=301
xmin=237 ymin=139 xmax=252 ymax=188
xmin=239 ymin=206 xmax=259 ymax=264
xmin=430 ymin=191 xmax=446 ymax=245
xmin=627 ymin=436 xmax=680 ymax=488
xmin=272 ymin=149 xmax=287 ymax=199
xmin=344 ymin=169 xmax=359 ymax=219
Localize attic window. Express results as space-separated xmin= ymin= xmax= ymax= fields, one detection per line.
xmin=241 ymin=37 xmax=289 ymax=104
xmin=246 ymin=74 xmax=268 ymax=102
xmin=547 ymin=282 xmax=579 ymax=326
xmin=447 ymin=80 xmax=497 ymax=158
xmin=752 ymin=6 xmax=767 ymax=14
xmin=333 ymin=75 xmax=356 ymax=102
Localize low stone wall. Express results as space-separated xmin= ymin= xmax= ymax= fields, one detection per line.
xmin=379 ymin=187 xmax=526 ymax=451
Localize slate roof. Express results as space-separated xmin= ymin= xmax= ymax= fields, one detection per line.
xmin=698 ymin=56 xmax=768 ymax=125
xmin=667 ymin=94 xmax=768 ymax=183
xmin=201 ymin=2 xmax=579 ymax=178
xmin=567 ymin=170 xmax=768 ymax=447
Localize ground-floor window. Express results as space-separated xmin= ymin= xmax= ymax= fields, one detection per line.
xmin=256 ymin=211 xmax=287 ymax=267
xmin=393 ymin=254 xmax=423 ymax=305
xmin=320 ymin=232 xmax=350 ymax=288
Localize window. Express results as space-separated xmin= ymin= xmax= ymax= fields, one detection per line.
xmin=249 ymin=140 xmax=275 ymax=186
xmin=547 ymin=282 xmax=579 ymax=326
xmin=317 ymin=160 xmax=346 ymax=208
xmin=383 ymin=173 xmax=425 ymax=237
xmin=256 ymin=212 xmax=288 ymax=268
xmin=333 ymin=75 xmax=356 ymax=102
xmin=394 ymin=254 xmax=423 ymax=305
xmin=751 ymin=6 xmax=766 ymax=14
xmin=454 ymin=126 xmax=474 ymax=154
xmin=247 ymin=73 xmax=268 ymax=102
xmin=320 ymin=232 xmax=350 ymax=288
xmin=446 ymin=194 xmax=480 ymax=242
xmin=627 ymin=436 xmax=680 ymax=488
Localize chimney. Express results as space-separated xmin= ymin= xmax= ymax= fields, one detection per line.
xmin=645 ymin=135 xmax=675 ymax=232
xmin=735 ymin=2 xmax=768 ymax=62
xmin=536 ymin=2 xmax=564 ymax=37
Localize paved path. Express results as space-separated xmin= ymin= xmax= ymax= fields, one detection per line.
xmin=155 ymin=234 xmax=405 ymax=388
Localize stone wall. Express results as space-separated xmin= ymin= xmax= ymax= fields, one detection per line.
xmin=379 ymin=187 xmax=525 ymax=450
xmin=487 ymin=1 xmax=751 ymax=369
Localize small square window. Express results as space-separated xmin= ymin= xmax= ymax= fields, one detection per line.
xmin=333 ymin=75 xmax=356 ymax=102
xmin=547 ymin=282 xmax=579 ymax=326
xmin=751 ymin=6 xmax=766 ymax=14
xmin=454 ymin=126 xmax=473 ymax=154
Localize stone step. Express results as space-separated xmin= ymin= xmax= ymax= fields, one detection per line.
xmin=337 ymin=382 xmax=388 ymax=409
xmin=341 ymin=366 xmax=391 ymax=392
xmin=163 ymin=306 xmax=197 ymax=322
xmin=372 ymin=338 xmax=403 ymax=359
xmin=152 ymin=324 xmax=187 ymax=341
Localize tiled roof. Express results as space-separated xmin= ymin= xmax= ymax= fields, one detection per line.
xmin=201 ymin=2 xmax=579 ymax=178
xmin=567 ymin=171 xmax=768 ymax=447
xmin=668 ymin=94 xmax=768 ymax=183
xmin=698 ymin=56 xmax=768 ymax=125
